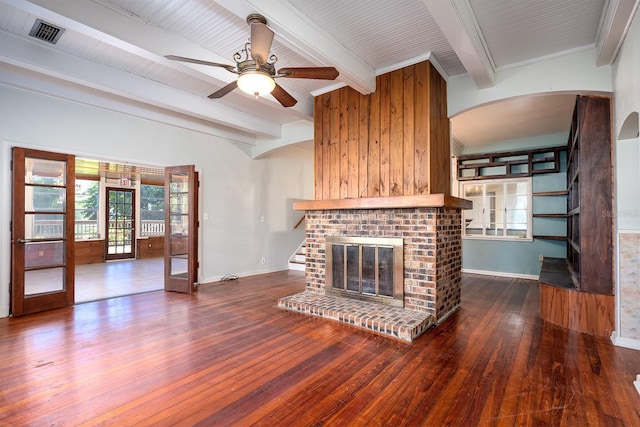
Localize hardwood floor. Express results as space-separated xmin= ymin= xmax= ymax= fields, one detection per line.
xmin=74 ymin=257 xmax=163 ymax=303
xmin=0 ymin=271 xmax=638 ymax=426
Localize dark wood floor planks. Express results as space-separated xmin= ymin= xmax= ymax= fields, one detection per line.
xmin=0 ymin=271 xmax=638 ymax=426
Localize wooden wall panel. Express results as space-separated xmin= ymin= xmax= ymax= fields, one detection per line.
xmin=379 ymin=73 xmax=391 ymax=197
xmin=329 ymin=91 xmax=340 ymax=199
xmin=347 ymin=89 xmax=359 ymax=199
xmin=540 ymin=283 xmax=614 ymax=337
xmin=314 ymin=96 xmax=323 ymax=199
xmin=428 ymin=64 xmax=451 ymax=195
xmin=414 ymin=61 xmax=430 ymax=194
xmin=75 ymin=240 xmax=105 ymax=265
xmin=403 ymin=66 xmax=415 ymax=196
xmin=358 ymin=89 xmax=369 ymax=198
xmin=137 ymin=237 xmax=164 ymax=259
xmin=368 ymin=86 xmax=381 ymax=198
xmin=314 ymin=60 xmax=449 ymax=201
xmin=321 ymin=95 xmax=331 ymax=199
xmin=389 ymin=69 xmax=404 ymax=196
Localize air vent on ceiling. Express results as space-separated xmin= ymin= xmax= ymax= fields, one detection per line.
xmin=29 ymin=19 xmax=65 ymax=45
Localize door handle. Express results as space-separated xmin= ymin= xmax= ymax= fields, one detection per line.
xmin=17 ymin=238 xmax=29 ymax=244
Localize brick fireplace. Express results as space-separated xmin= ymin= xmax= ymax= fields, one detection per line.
xmin=277 ymin=61 xmax=469 ymax=341
xmin=278 ymin=195 xmax=470 ymax=342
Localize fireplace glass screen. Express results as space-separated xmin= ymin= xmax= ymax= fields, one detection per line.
xmin=326 ymin=237 xmax=403 ymax=307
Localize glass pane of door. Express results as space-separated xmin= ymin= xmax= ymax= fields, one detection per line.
xmin=11 ymin=148 xmax=75 ymax=316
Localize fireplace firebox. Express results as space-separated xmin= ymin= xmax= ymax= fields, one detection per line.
xmin=326 ymin=237 xmax=404 ymax=307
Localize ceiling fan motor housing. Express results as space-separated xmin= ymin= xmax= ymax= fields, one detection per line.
xmin=246 ymin=14 xmax=267 ymax=25
xmin=237 ymin=59 xmax=275 ymax=75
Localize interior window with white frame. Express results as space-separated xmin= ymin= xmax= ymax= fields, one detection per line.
xmin=461 ymin=177 xmax=532 ymax=240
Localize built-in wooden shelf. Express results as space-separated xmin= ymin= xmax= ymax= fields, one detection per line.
xmin=533 ymin=235 xmax=567 ymax=241
xmin=538 ymin=257 xmax=575 ymax=289
xmin=533 ymin=190 xmax=568 ymax=196
xmin=533 ymin=213 xmax=568 ymax=218
xmin=293 ymin=194 xmax=473 ymax=211
xmin=457 ymin=145 xmax=566 ymax=180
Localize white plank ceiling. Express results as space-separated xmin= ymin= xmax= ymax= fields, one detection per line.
xmin=0 ymin=0 xmax=637 ymax=153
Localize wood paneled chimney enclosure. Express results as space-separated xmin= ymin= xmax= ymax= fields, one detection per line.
xmin=284 ymin=61 xmax=469 ymax=342
xmin=313 ymin=60 xmax=450 ymax=200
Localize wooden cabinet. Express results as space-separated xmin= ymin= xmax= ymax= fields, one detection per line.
xmin=565 ymin=95 xmax=613 ymax=295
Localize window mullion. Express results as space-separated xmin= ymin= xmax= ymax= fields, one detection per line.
xmin=503 ymin=182 xmax=507 ymax=236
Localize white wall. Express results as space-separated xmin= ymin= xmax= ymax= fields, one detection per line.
xmin=447 ymin=48 xmax=613 ymax=116
xmin=612 ymin=7 xmax=640 ymax=351
xmin=0 ymin=85 xmax=313 ymax=317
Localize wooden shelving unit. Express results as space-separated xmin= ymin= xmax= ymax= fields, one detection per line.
xmin=532 ymin=190 xmax=568 ymax=241
xmin=565 ymin=95 xmax=613 ymax=295
xmin=538 ymin=95 xmax=614 ymax=337
xmin=457 ymin=146 xmax=565 ymax=180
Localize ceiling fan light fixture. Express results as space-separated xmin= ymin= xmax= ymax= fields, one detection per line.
xmin=237 ymin=71 xmax=275 ymax=97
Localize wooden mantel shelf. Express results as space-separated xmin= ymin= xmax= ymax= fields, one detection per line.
xmin=293 ymin=194 xmax=472 ymax=211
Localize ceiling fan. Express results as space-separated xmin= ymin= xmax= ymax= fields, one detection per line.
xmin=165 ymin=14 xmax=339 ymax=107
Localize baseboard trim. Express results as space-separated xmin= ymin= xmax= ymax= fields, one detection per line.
xmin=610 ymin=332 xmax=640 ymax=351
xmin=200 ymin=266 xmax=290 ymax=285
xmin=462 ymin=268 xmax=539 ymax=281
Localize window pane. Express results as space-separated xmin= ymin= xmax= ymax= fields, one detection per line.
xmin=506 ymin=208 xmax=528 ymax=225
xmin=460 ymin=178 xmax=530 ymax=239
xmin=27 ymin=186 xmax=65 ymax=212
xmin=506 ymin=182 xmax=528 ymax=195
xmin=25 ymin=241 xmax=64 ymax=268
xmin=25 ymin=158 xmax=65 ymax=186
xmin=506 ymin=226 xmax=527 ymax=237
xmin=170 ymin=257 xmax=188 ymax=278
xmin=463 ymin=184 xmax=484 ymax=236
xmin=141 ymin=184 xmax=165 ymax=236
xmin=169 ymin=174 xmax=189 ymax=192
xmin=506 ymin=194 xmax=528 ymax=210
xmin=170 ymin=194 xmax=189 ymax=214
xmin=75 ymin=180 xmax=99 ymax=240
xmin=486 ymin=228 xmax=503 ymax=236
xmin=170 ymin=214 xmax=189 ymax=236
xmin=25 ymin=267 xmax=64 ymax=295
xmin=26 ymin=213 xmax=65 ymax=239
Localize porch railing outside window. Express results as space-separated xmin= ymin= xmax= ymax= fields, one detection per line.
xmin=140 ymin=220 xmax=164 ymax=236
xmin=32 ymin=219 xmax=165 ymax=240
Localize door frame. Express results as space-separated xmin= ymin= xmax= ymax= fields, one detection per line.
xmin=105 ymin=187 xmax=136 ymax=261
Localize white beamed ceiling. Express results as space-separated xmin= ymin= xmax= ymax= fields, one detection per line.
xmin=0 ymin=0 xmax=637 ymax=155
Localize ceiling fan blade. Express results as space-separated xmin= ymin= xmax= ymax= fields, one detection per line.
xmin=165 ymin=55 xmax=236 ymax=73
xmin=278 ymin=67 xmax=339 ymax=80
xmin=271 ymin=83 xmax=297 ymax=107
xmin=208 ymin=81 xmax=238 ymax=99
xmin=250 ymin=22 xmax=274 ymax=67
